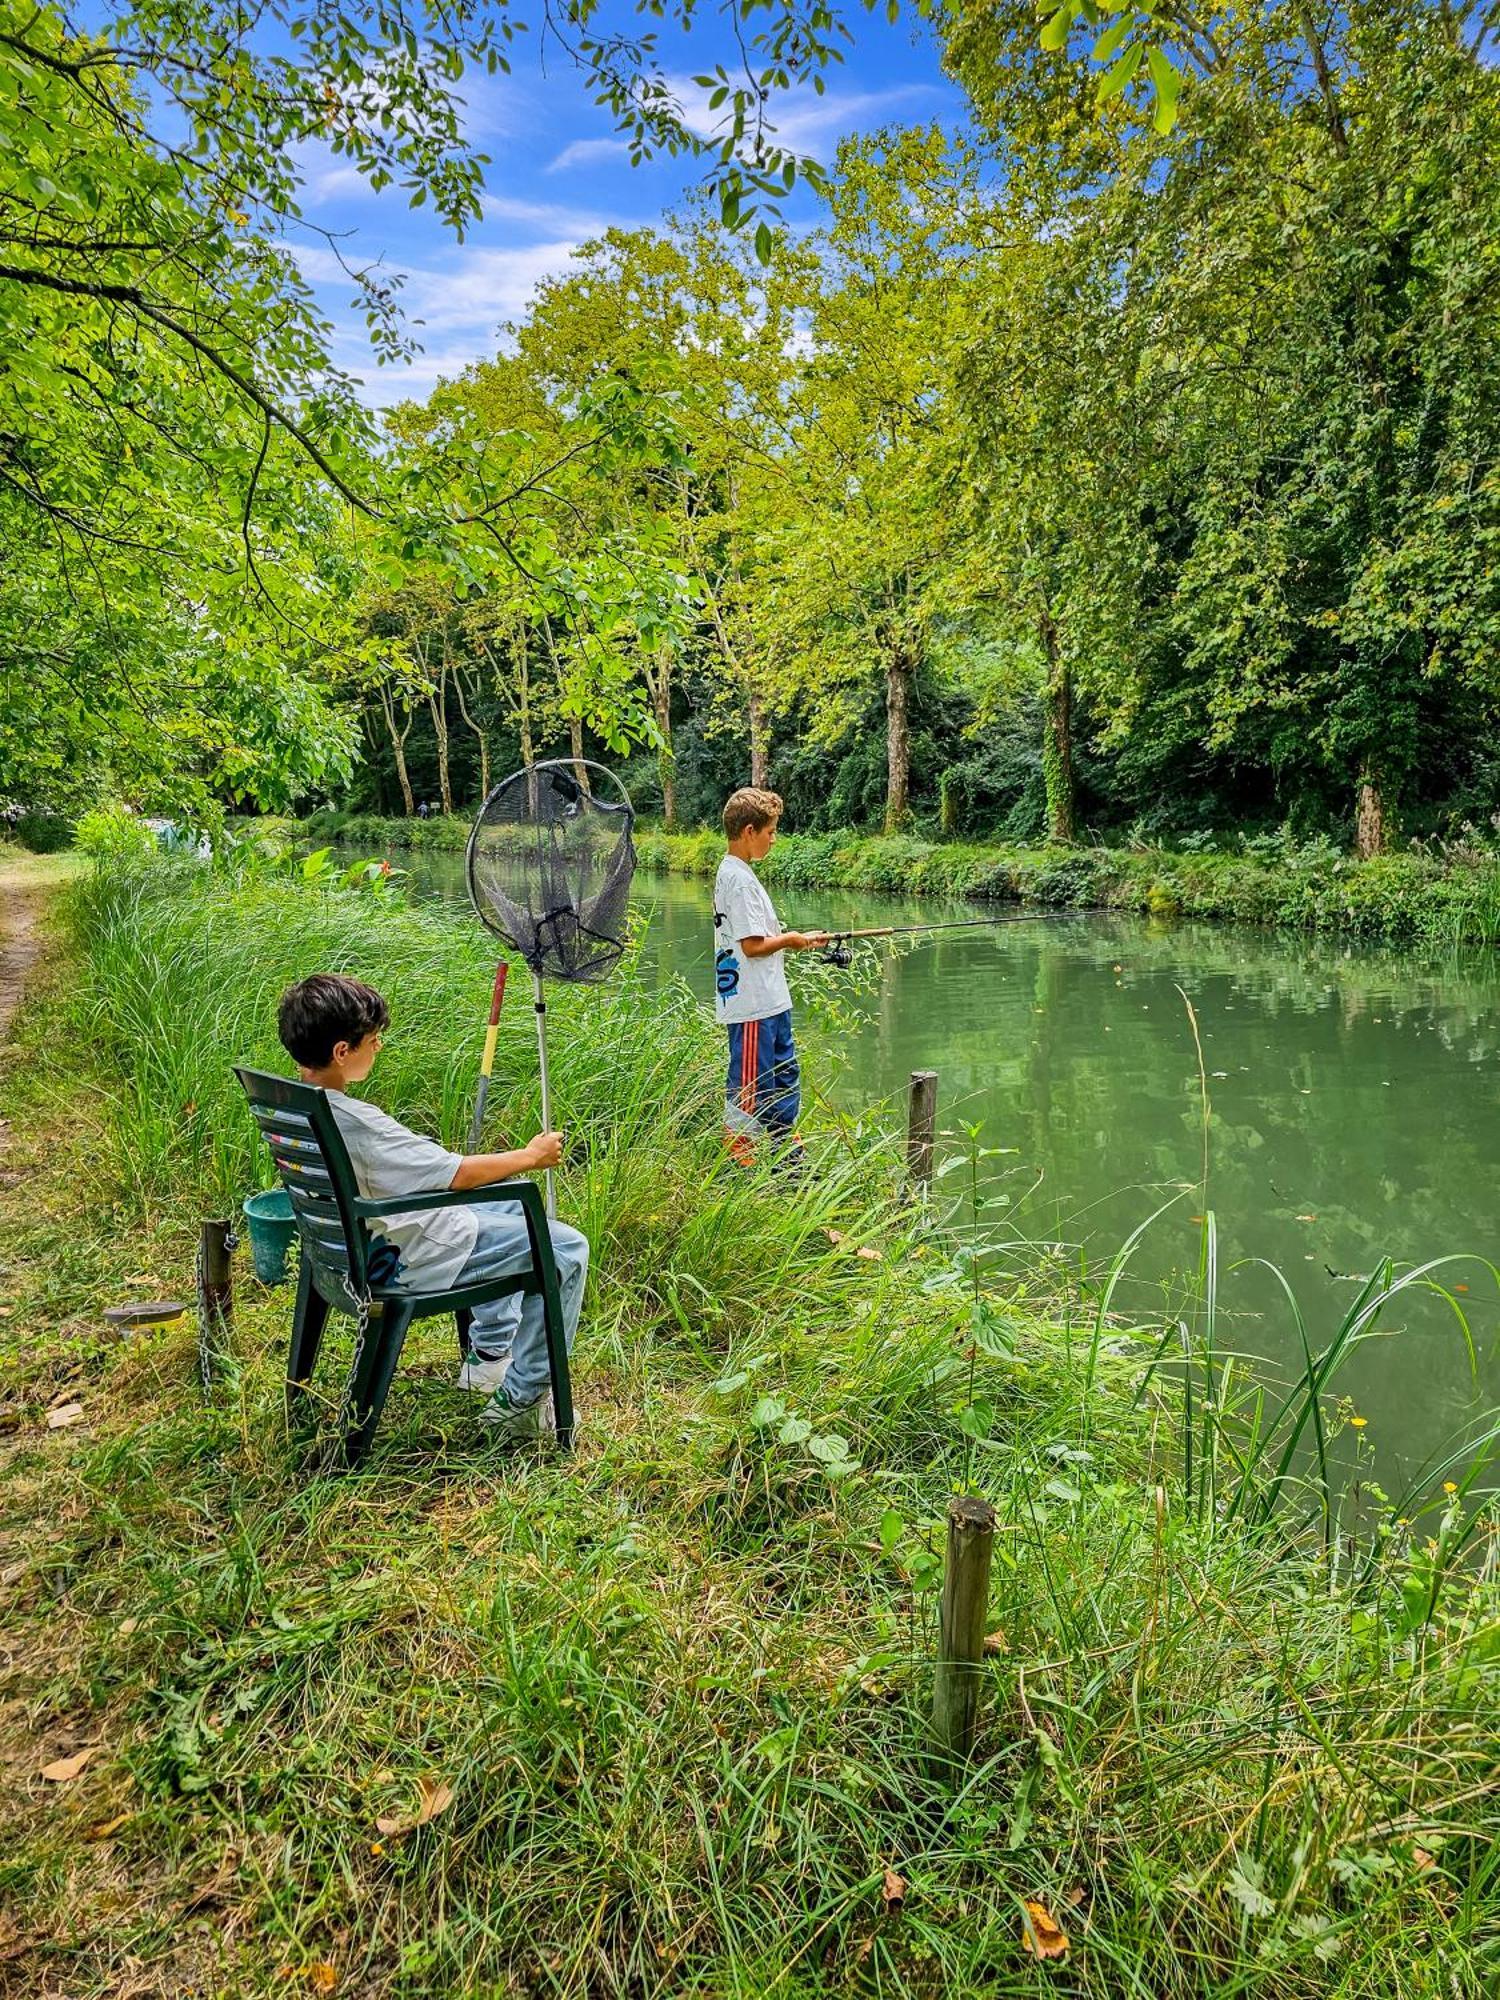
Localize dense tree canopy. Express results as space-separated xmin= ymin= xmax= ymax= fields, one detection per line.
xmin=7 ymin=0 xmax=1500 ymax=851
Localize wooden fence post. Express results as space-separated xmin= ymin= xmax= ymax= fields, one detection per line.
xmin=197 ymin=1218 xmax=233 ymax=1386
xmin=907 ymin=1069 xmax=938 ymax=1191
xmin=930 ymin=1493 xmax=996 ymax=1768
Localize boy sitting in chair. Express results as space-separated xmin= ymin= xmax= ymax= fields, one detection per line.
xmin=277 ymin=973 xmax=588 ymax=1444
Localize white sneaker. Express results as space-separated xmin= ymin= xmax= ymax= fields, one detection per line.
xmin=478 ymin=1389 xmax=549 ymax=1445
xmin=456 ymin=1355 xmax=511 ymax=1395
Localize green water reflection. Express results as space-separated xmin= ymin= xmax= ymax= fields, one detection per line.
xmin=400 ymin=846 xmax=1500 ymax=1486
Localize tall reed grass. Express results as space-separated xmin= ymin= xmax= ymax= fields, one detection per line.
xmin=0 ymin=856 xmax=1496 ymax=1997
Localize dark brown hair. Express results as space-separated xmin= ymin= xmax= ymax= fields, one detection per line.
xmin=277 ymin=974 xmax=389 ymax=1067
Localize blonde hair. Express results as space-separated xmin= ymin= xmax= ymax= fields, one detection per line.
xmin=723 ymin=787 xmax=783 ymax=839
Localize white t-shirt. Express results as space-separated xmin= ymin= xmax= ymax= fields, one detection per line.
xmin=713 ymin=854 xmax=793 ymax=1025
xmin=327 ymin=1091 xmax=477 ymax=1291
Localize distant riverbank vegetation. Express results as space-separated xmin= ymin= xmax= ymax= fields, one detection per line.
xmin=275 ymin=808 xmax=1500 ymax=949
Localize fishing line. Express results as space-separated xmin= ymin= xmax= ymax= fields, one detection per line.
xmin=815 ymin=909 xmax=1074 ymax=967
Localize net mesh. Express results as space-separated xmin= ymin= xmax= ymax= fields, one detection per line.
xmin=466 ymin=760 xmax=635 ymax=983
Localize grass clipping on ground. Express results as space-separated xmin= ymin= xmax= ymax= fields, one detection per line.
xmin=0 ymin=859 xmax=1494 ymax=1999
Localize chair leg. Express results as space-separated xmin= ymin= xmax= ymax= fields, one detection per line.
xmin=538 ymin=1258 xmax=574 ymax=1451
xmin=341 ymin=1302 xmax=415 ymax=1468
xmin=287 ymin=1255 xmax=330 ymax=1418
xmin=454 ymin=1306 xmax=474 ymax=1363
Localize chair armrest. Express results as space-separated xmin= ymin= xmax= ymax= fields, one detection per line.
xmin=350 ymin=1180 xmax=547 ymax=1222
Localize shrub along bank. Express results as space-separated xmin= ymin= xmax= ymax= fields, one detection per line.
xmin=285 ymin=810 xmax=1500 ymax=948
xmin=1 ymin=855 xmax=1495 ymax=1997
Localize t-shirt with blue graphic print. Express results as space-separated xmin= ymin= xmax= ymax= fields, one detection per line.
xmin=712 ymin=853 xmax=792 ymax=1025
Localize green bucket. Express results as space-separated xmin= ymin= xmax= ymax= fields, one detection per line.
xmin=242 ymin=1187 xmax=297 ymax=1285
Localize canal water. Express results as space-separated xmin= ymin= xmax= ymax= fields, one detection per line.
xmin=401 ymin=847 xmax=1500 ymax=1491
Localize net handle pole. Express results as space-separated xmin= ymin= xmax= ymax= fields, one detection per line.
xmin=534 ymin=970 xmax=556 ymax=1220
xmin=468 ymin=960 xmax=509 ymax=1152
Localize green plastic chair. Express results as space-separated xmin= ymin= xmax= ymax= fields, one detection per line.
xmin=234 ymin=1067 xmax=573 ymax=1466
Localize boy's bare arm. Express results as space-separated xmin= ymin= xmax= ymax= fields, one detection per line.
xmin=739 ymin=931 xmax=830 ymax=958
xmin=450 ymin=1132 xmax=563 ymax=1190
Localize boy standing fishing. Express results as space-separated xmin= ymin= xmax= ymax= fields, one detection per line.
xmin=713 ymin=788 xmax=827 ymax=1165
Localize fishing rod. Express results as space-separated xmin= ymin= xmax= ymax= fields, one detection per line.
xmin=814 ymin=910 xmax=1071 ymax=968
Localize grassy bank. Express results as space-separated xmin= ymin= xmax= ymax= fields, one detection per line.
xmin=1 ymin=856 xmax=1497 ymax=1997
xmin=284 ymin=811 xmax=1500 ymax=949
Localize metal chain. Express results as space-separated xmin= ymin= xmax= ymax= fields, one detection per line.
xmin=194 ymin=1224 xmax=239 ymax=1396
xmin=318 ymin=1274 xmax=372 ymax=1472
xmin=195 ymin=1234 xmax=214 ymax=1396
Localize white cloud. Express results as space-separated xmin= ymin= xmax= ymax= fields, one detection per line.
xmin=547 ymin=136 xmax=632 ymax=174
xmin=402 ymin=239 xmax=586 ymax=334
xmin=662 ymin=74 xmax=943 ymax=160
xmin=306 ymin=238 xmax=592 ymax=405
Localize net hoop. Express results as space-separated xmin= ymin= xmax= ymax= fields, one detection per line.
xmin=465 ymin=758 xmax=636 ymax=982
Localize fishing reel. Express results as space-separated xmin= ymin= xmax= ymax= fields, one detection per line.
xmin=819 ymin=935 xmax=853 ymax=969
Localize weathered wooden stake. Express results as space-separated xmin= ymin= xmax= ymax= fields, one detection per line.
xmin=198 ymin=1218 xmax=233 ymax=1381
xmin=906 ymin=1069 xmax=938 ymax=1190
xmin=930 ymin=1493 xmax=996 ymax=1768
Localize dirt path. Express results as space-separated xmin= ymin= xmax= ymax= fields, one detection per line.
xmin=0 ymin=858 xmax=51 ymax=1047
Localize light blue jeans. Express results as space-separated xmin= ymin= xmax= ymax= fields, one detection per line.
xmin=460 ymin=1206 xmax=589 ymax=1408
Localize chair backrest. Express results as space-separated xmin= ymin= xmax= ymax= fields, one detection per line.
xmin=234 ymin=1067 xmax=370 ymax=1295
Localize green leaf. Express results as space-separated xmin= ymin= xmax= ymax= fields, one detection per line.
xmin=955 ymin=1398 xmax=995 ymax=1441
xmin=1091 ymin=13 xmax=1132 ymax=63
xmin=1097 ymin=37 xmax=1145 ymax=102
xmin=1040 ymin=3 xmax=1074 ymax=54
xmin=1147 ymin=46 xmax=1183 ymax=132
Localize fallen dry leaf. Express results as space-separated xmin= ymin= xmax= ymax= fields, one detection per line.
xmin=1020 ymin=1899 xmax=1069 ymax=1960
xmin=983 ymin=1630 xmax=1009 ymax=1656
xmin=46 ymin=1403 xmax=85 ymax=1429
xmin=308 ymin=1966 xmax=338 ymax=1996
xmin=822 ymin=1228 xmax=845 ymax=1246
xmin=41 ymin=1748 xmax=96 ymax=1782
xmin=856 ymin=1245 xmax=882 ymax=1262
xmin=1296 ymin=1213 xmax=1318 ymax=1223
xmin=1413 ymin=1846 xmax=1436 ymax=1872
xmin=375 ymin=1773 xmax=454 ymax=1838
xmin=1065 ymin=1884 xmax=1086 ymax=1909
xmin=881 ymin=1866 xmax=906 ymax=1909
xmin=84 ymin=1812 xmax=133 ymax=1841
xmin=118 ymin=1617 xmax=139 ymax=1637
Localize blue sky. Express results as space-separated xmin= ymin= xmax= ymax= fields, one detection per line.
xmin=289 ymin=12 xmax=963 ymax=406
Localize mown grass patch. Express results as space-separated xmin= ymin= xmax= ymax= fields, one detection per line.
xmin=0 ymin=860 xmax=1496 ymax=1997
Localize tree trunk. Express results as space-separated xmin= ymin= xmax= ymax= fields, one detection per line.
xmin=518 ymin=643 xmax=535 ymax=770
xmin=748 ymin=689 xmax=770 ymax=789
xmin=1297 ymin=2 xmax=1349 ymax=156
xmin=426 ymin=655 xmax=453 ymax=816
xmin=569 ymin=716 xmax=590 ymax=794
xmin=1355 ymin=760 xmax=1387 ymax=858
xmin=453 ymin=664 xmax=490 ymax=805
xmin=1037 ymin=598 xmax=1076 ymax=845
xmin=378 ymin=685 xmax=415 ymax=816
xmin=885 ymin=645 xmax=913 ymax=833
xmin=653 ymin=651 xmax=676 ymax=828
